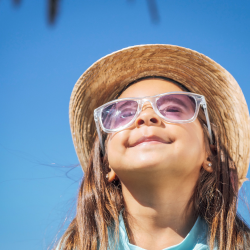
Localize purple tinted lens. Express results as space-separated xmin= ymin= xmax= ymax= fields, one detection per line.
xmin=156 ymin=94 xmax=196 ymax=121
xmin=101 ymin=100 xmax=138 ymax=130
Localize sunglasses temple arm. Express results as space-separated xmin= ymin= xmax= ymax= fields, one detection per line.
xmin=94 ymin=116 xmax=105 ymax=154
xmin=201 ymin=101 xmax=213 ymax=145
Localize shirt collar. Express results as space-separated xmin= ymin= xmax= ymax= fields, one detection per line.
xmin=115 ymin=212 xmax=209 ymax=250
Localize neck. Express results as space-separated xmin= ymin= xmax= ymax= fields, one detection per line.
xmin=121 ymin=176 xmax=197 ymax=250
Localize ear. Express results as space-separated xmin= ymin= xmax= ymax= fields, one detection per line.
xmin=202 ymin=160 xmax=213 ymax=173
xmin=106 ymin=167 xmax=118 ymax=182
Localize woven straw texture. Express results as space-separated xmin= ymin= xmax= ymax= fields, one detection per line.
xmin=69 ymin=44 xmax=250 ymax=187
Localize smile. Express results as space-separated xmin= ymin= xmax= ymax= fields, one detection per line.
xmin=130 ymin=136 xmax=172 ymax=147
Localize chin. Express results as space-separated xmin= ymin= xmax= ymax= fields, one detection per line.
xmin=128 ymin=156 xmax=167 ymax=171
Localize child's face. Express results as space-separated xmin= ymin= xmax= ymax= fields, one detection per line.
xmin=107 ymin=79 xmax=207 ymax=187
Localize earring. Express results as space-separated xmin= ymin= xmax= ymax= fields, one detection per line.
xmin=208 ymin=163 xmax=212 ymax=167
xmin=106 ymin=174 xmax=109 ymax=179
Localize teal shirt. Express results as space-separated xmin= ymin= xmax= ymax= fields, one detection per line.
xmin=56 ymin=213 xmax=215 ymax=250
xmin=108 ymin=213 xmax=213 ymax=250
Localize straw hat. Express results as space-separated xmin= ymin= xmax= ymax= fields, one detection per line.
xmin=69 ymin=44 xmax=250 ymax=187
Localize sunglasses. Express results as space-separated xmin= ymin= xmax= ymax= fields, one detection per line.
xmin=94 ymin=91 xmax=213 ymax=152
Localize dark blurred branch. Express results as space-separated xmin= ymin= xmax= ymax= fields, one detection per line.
xmin=48 ymin=0 xmax=60 ymax=24
xmin=146 ymin=0 xmax=160 ymax=23
xmin=11 ymin=0 xmax=159 ymax=25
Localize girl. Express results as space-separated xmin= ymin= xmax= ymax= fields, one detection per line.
xmin=56 ymin=45 xmax=250 ymax=250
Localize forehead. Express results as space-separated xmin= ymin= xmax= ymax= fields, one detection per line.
xmin=119 ymin=79 xmax=184 ymax=99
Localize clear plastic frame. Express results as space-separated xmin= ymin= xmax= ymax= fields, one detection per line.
xmin=94 ymin=91 xmax=213 ymax=152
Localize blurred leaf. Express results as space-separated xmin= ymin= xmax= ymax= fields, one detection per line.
xmin=12 ymin=0 xmax=21 ymax=6
xmin=48 ymin=0 xmax=60 ymax=24
xmin=146 ymin=0 xmax=160 ymax=23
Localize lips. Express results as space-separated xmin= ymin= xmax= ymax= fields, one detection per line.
xmin=129 ymin=135 xmax=172 ymax=147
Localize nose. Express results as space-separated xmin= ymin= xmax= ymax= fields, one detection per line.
xmin=135 ymin=104 xmax=161 ymax=127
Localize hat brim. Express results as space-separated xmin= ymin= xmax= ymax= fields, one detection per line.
xmin=69 ymin=44 xmax=250 ymax=187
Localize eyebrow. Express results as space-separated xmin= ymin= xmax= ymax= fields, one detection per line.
xmin=114 ymin=94 xmax=195 ymax=110
xmin=116 ymin=101 xmax=138 ymax=110
xmin=161 ymin=96 xmax=188 ymax=107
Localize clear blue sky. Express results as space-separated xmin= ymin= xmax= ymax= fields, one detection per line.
xmin=1 ymin=1 xmax=250 ymax=249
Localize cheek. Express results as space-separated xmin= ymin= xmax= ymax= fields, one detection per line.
xmin=107 ymin=131 xmax=129 ymax=168
xmin=180 ymin=121 xmax=206 ymax=166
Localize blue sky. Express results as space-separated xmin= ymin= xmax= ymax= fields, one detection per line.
xmin=1 ymin=1 xmax=250 ymax=249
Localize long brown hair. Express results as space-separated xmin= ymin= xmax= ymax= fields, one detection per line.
xmin=55 ymin=78 xmax=250 ymax=250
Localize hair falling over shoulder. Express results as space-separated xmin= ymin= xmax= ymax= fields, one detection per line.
xmin=55 ymin=135 xmax=124 ymax=250
xmin=193 ymin=111 xmax=250 ymax=249
xmin=55 ymin=111 xmax=250 ymax=250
